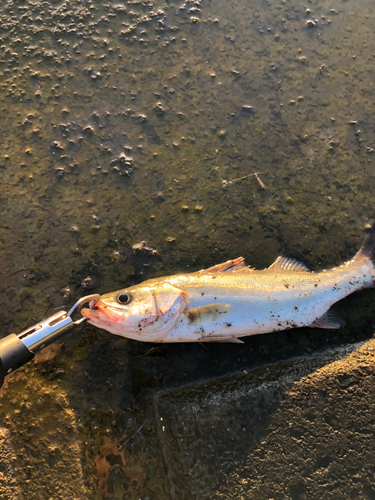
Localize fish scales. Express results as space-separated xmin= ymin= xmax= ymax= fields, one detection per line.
xmin=82 ymin=224 xmax=375 ymax=343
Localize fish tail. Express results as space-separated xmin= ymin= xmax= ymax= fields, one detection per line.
xmin=357 ymin=223 xmax=375 ymax=266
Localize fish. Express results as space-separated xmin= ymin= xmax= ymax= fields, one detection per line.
xmin=82 ymin=224 xmax=375 ymax=343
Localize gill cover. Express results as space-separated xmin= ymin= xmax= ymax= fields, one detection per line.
xmin=82 ymin=283 xmax=187 ymax=341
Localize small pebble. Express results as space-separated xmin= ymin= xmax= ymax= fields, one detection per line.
xmin=81 ymin=277 xmax=94 ymax=289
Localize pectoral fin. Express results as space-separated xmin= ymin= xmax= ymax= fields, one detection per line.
xmin=184 ymin=303 xmax=231 ymax=324
xmin=308 ymin=310 xmax=345 ymax=329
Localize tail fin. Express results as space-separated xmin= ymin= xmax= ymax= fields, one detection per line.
xmin=357 ymin=223 xmax=375 ymax=265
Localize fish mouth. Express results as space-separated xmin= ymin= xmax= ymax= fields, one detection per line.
xmin=81 ymin=301 xmax=126 ymax=325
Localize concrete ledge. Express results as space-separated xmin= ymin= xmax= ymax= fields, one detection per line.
xmin=155 ymin=340 xmax=375 ymax=499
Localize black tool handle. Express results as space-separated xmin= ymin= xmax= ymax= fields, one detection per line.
xmin=0 ymin=334 xmax=34 ymax=388
xmin=0 ymin=294 xmax=100 ymax=388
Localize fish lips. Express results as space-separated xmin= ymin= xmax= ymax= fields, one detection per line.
xmin=81 ymin=302 xmax=126 ymax=325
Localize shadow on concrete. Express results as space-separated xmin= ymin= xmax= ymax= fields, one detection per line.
xmin=155 ymin=340 xmax=375 ymax=499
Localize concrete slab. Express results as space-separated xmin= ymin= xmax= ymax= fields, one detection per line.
xmin=155 ymin=340 xmax=375 ymax=499
xmin=0 ymin=427 xmax=21 ymax=500
xmin=0 ymin=373 xmax=87 ymax=500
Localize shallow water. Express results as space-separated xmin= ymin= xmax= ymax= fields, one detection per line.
xmin=0 ymin=0 xmax=375 ymax=498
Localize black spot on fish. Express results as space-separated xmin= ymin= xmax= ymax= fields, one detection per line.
xmin=185 ymin=304 xmax=229 ymax=324
xmin=186 ymin=310 xmax=200 ymax=323
xmin=201 ymin=291 xmax=205 ymax=296
xmin=225 ymin=322 xmax=232 ymax=328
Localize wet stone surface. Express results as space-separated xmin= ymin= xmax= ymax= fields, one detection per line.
xmin=0 ymin=0 xmax=375 ymax=498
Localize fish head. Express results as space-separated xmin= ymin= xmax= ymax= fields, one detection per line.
xmin=81 ymin=281 xmax=187 ymax=341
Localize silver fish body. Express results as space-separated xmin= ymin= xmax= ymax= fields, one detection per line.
xmin=82 ymin=225 xmax=375 ymax=343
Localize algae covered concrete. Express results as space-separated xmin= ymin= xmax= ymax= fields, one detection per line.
xmin=0 ymin=0 xmax=374 ymax=498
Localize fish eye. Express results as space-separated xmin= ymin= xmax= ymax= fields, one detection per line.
xmin=116 ymin=292 xmax=133 ymax=304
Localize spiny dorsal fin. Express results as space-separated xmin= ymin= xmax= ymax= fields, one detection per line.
xmin=201 ymin=257 xmax=255 ymax=274
xmin=267 ymin=255 xmax=310 ymax=272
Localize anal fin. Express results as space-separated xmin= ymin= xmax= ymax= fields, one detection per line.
xmin=199 ymin=336 xmax=244 ymax=344
xmin=308 ymin=309 xmax=345 ymax=330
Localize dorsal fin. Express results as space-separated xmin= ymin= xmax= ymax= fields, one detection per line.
xmin=267 ymin=255 xmax=310 ymax=272
xmin=201 ymin=257 xmax=255 ymax=274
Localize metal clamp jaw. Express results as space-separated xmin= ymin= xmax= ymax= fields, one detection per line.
xmin=18 ymin=294 xmax=100 ymax=353
xmin=0 ymin=294 xmax=100 ymax=387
